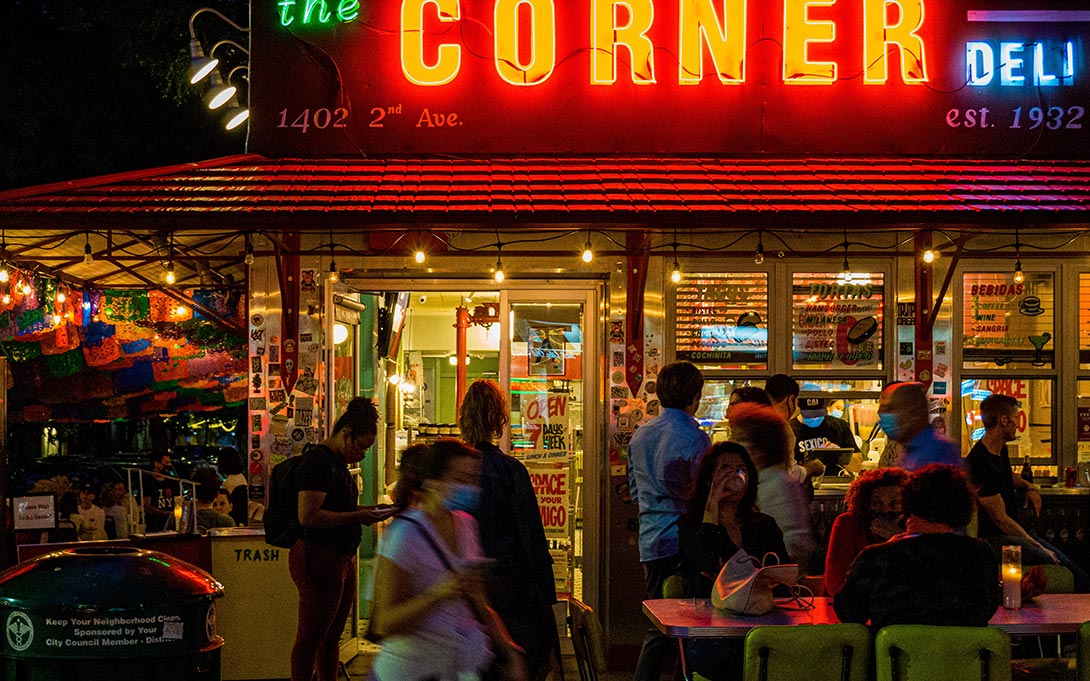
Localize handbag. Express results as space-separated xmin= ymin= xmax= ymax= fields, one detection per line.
xmin=710 ymin=549 xmax=804 ymax=616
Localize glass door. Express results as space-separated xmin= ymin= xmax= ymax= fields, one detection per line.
xmin=502 ymin=290 xmax=599 ymax=604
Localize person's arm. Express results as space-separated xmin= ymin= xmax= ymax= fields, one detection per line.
xmin=832 ymin=550 xmax=875 ymax=624
xmin=977 ymin=494 xmax=1057 ymax=562
xmin=1011 ymin=471 xmax=1043 ymax=515
xmin=823 ymin=514 xmax=863 ymax=597
xmin=462 ymin=578 xmax=528 ymax=680
xmin=297 ymin=490 xmax=391 ymax=528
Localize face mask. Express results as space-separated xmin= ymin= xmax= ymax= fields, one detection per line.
xmin=829 ymin=410 xmax=844 ymax=419
xmin=877 ymin=412 xmax=901 ymax=438
xmin=442 ymin=483 xmax=481 ymax=513
xmin=800 ymin=416 xmax=825 ymax=428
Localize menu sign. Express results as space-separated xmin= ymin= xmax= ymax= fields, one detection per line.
xmin=793 ymin=273 xmax=884 ymax=370
xmin=962 ymin=272 xmax=1054 ymax=368
xmin=675 ymin=274 xmax=768 ymax=368
xmin=250 ymin=0 xmax=1090 ymax=156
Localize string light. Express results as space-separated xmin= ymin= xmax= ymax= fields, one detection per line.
xmin=1013 ymin=229 xmax=1025 ymax=284
xmin=0 ymin=228 xmax=8 ymax=283
xmin=83 ymin=233 xmax=94 ymax=264
xmin=56 ymin=289 xmax=66 ymax=304
xmin=494 ymin=242 xmax=505 ymax=283
xmin=414 ymin=249 xmax=426 ymax=264
xmin=244 ymin=235 xmax=254 ymax=266
xmin=0 ymin=265 xmax=10 ymax=284
xmin=670 ymin=243 xmax=681 ymax=284
xmin=21 ymin=281 xmax=32 ymax=296
xmin=922 ymin=249 xmax=936 ymax=264
xmin=328 ymin=256 xmax=339 ymax=283
xmin=165 ymin=264 xmax=176 ymax=286
xmin=2 ymin=292 xmax=9 ymax=305
xmin=581 ymin=233 xmax=593 ymax=263
xmin=754 ymin=233 xmax=765 ymax=265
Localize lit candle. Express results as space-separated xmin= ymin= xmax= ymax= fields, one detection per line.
xmin=1002 ymin=545 xmax=1022 ymax=609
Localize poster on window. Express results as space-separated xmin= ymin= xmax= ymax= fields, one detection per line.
xmin=528 ymin=465 xmax=569 ymax=539
xmin=962 ymin=273 xmax=1054 ymax=369
xmin=518 ymin=394 xmax=571 ymax=460
xmin=792 ymin=274 xmax=884 ymax=370
xmin=528 ymin=325 xmax=567 ymax=376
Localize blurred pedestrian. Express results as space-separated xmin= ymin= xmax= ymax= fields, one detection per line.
xmin=877 ymin=383 xmax=960 ymax=470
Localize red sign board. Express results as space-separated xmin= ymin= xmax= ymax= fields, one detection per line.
xmin=249 ymin=0 xmax=1089 ymax=156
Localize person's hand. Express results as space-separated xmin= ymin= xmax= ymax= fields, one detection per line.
xmin=1025 ymin=488 xmax=1043 ymax=516
xmin=359 ymin=504 xmax=398 ymax=525
xmin=1042 ymin=547 xmax=1059 ymax=564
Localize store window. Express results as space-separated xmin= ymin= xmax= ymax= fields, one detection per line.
xmin=962 ymin=272 xmax=1054 ymax=370
xmin=675 ymin=272 xmax=768 ymax=371
xmin=1080 ymin=274 xmax=1090 ymax=371
xmin=792 ymin=272 xmax=884 ymax=371
xmin=961 ymin=378 xmax=1054 ymax=469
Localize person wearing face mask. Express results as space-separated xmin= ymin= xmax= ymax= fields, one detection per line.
xmin=677 ymin=441 xmax=788 ymax=681
xmin=823 ymin=468 xmax=909 ymax=597
xmin=370 ymin=439 xmax=526 ymax=681
xmin=877 ymin=382 xmax=961 ymax=471
xmin=290 ymin=397 xmax=395 ymax=681
xmin=792 ymin=395 xmax=859 ymax=474
xmin=458 ymin=380 xmax=558 ymax=681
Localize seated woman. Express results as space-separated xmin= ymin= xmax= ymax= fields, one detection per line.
xmin=677 ymin=441 xmax=787 ymax=681
xmin=728 ymin=403 xmax=815 ymax=572
xmin=834 ymin=464 xmax=1001 ymax=630
xmin=823 ymin=467 xmax=909 ymax=597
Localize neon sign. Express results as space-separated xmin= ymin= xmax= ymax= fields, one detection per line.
xmin=251 ymin=0 xmax=1090 ymax=157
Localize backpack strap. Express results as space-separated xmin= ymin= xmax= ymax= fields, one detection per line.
xmin=394 ymin=514 xmax=457 ymax=572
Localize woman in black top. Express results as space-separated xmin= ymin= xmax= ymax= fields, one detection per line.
xmin=289 ymin=397 xmax=395 ymax=681
xmin=677 ymin=441 xmax=787 ymax=681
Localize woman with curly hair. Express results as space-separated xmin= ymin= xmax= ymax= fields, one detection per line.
xmin=823 ymin=467 xmax=910 ymax=597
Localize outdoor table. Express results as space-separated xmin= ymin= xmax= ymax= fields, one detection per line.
xmin=643 ymin=595 xmax=1090 ymax=680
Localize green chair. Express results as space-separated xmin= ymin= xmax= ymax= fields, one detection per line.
xmin=566 ymin=597 xmax=607 ymax=681
xmin=1039 ymin=565 xmax=1076 ymax=595
xmin=1078 ymin=621 xmax=1090 ymax=681
xmin=743 ymin=623 xmax=870 ymax=681
xmin=660 ymin=575 xmax=713 ymax=681
xmin=876 ymin=625 xmax=1011 ymax=681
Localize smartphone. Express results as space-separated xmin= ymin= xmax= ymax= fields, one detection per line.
xmin=462 ymin=557 xmax=499 ymax=575
xmin=368 ymin=503 xmax=399 ymax=518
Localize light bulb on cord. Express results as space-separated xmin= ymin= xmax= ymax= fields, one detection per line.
xmin=165 ymin=265 xmax=176 ymax=286
xmin=922 ymin=249 xmax=936 ymax=264
xmin=244 ymin=239 xmax=254 ymax=266
xmin=84 ymin=238 xmax=94 ymax=264
xmin=581 ymin=235 xmax=593 ymax=263
xmin=1013 ymin=258 xmax=1025 ymax=284
xmin=671 ymin=260 xmax=681 ymax=284
xmin=414 ymin=249 xmax=426 ymax=264
xmin=328 ymin=258 xmax=339 ymax=284
xmin=56 ymin=290 xmax=66 ymax=304
xmin=754 ymin=238 xmax=765 ymax=265
xmin=494 ymin=258 xmax=505 ymax=283
xmin=0 ymin=266 xmax=8 ymax=283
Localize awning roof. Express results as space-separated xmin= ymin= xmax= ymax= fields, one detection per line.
xmin=0 ymin=154 xmax=1088 ymax=286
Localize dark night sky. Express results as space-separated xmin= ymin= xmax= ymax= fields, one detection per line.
xmin=0 ymin=0 xmax=249 ymax=190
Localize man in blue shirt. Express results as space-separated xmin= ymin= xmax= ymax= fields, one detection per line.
xmin=878 ymin=382 xmax=961 ymax=471
xmin=627 ymin=361 xmax=710 ymax=681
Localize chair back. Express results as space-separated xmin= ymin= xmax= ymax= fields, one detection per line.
xmin=742 ymin=623 xmax=870 ymax=681
xmin=1078 ymin=620 xmax=1090 ymax=681
xmin=1037 ymin=564 xmax=1075 ymax=594
xmin=875 ymin=625 xmax=1011 ymax=681
xmin=663 ymin=574 xmax=686 ymax=599
xmin=567 ymin=598 xmax=607 ymax=681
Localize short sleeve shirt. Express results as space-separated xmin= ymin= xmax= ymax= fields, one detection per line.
xmin=965 ymin=440 xmax=1018 ymax=538
xmin=297 ymin=444 xmax=361 ymax=555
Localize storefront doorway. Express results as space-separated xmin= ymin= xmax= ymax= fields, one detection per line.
xmin=347 ymin=281 xmax=602 ymax=605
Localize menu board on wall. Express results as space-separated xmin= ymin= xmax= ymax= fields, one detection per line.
xmin=675 ymin=274 xmax=768 ymax=368
xmin=962 ymin=272 xmax=1054 ymax=368
xmin=792 ymin=273 xmax=884 ymax=370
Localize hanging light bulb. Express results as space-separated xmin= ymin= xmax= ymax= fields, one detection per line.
xmin=581 ymin=234 xmax=593 ymax=263
xmin=1013 ymin=257 xmax=1025 ymax=284
xmin=56 ymin=289 xmax=66 ymax=304
xmin=244 ymin=237 xmax=255 ymax=266
xmin=21 ymin=281 xmax=32 ymax=296
xmin=494 ymin=257 xmax=505 ymax=283
xmin=84 ymin=234 xmax=94 ymax=264
xmin=414 ymin=249 xmax=426 ymax=264
xmin=0 ymin=265 xmax=9 ymax=283
xmin=670 ymin=260 xmax=681 ymax=284
xmin=175 ymin=305 xmax=188 ymax=316
xmin=754 ymin=234 xmax=765 ymax=265
xmin=328 ymin=257 xmax=339 ymax=284
xmin=922 ymin=249 xmax=937 ymax=264
xmin=2 ymin=293 xmax=9 ymax=305
xmin=165 ymin=264 xmax=176 ymax=286
xmin=52 ymin=314 xmax=61 ymax=325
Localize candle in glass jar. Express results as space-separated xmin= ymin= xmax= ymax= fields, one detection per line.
xmin=1002 ymin=545 xmax=1022 ymax=609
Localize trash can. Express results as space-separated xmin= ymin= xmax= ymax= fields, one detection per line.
xmin=0 ymin=546 xmax=224 ymax=681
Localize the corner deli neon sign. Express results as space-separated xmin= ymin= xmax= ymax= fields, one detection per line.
xmin=274 ymin=0 xmax=1076 ymax=88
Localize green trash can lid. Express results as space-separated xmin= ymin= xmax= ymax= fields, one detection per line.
xmin=0 ymin=547 xmax=223 ymax=612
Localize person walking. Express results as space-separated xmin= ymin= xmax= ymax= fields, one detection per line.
xmin=877 ymin=382 xmax=961 ymax=471
xmin=459 ymin=379 xmax=559 ymax=681
xmin=627 ymin=361 xmax=710 ymax=681
xmin=290 ymin=397 xmax=397 ymax=681
xmin=369 ymin=439 xmax=527 ymax=681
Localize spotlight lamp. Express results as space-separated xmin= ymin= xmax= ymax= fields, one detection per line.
xmin=223 ymin=105 xmax=249 ymax=131
xmin=190 ymin=39 xmax=248 ymax=85
xmin=204 ymin=71 xmax=237 ymax=111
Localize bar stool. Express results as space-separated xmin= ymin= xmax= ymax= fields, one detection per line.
xmin=742 ymin=624 xmax=870 ymax=681
xmin=876 ymin=625 xmax=1011 ymax=681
